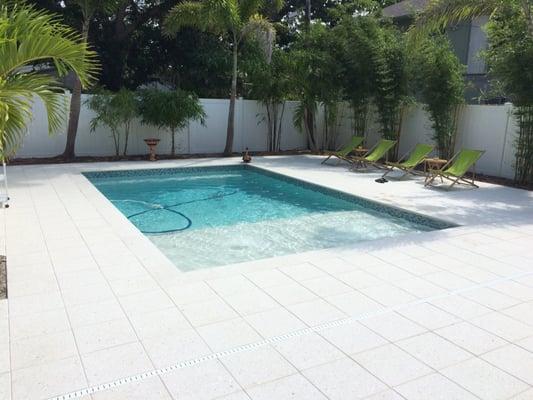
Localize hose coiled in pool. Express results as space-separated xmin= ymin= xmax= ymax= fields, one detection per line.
xmin=112 ymin=190 xmax=238 ymax=234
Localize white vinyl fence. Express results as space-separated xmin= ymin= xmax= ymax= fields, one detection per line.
xmin=16 ymin=96 xmax=518 ymax=179
xmin=15 ymin=96 xmax=308 ymax=158
xmin=334 ymin=103 xmax=518 ymax=180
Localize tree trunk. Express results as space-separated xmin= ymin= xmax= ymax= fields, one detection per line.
xmin=266 ymin=103 xmax=273 ymax=152
xmin=277 ymin=102 xmax=285 ymax=152
xmin=111 ymin=129 xmax=120 ymax=157
xmin=521 ymin=1 xmax=533 ymax=37
xmin=123 ymin=121 xmax=130 ymax=156
xmin=304 ymin=107 xmax=317 ymax=152
xmin=305 ymin=0 xmax=311 ymax=28
xmin=223 ymin=42 xmax=238 ymax=156
xmin=62 ymin=21 xmax=90 ymax=160
xmin=171 ymin=128 xmax=176 ymax=156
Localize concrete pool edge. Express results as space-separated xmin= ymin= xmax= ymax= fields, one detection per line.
xmin=81 ymin=161 xmax=459 ymax=274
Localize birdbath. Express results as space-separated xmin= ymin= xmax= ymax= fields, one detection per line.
xmin=144 ymin=138 xmax=160 ymax=161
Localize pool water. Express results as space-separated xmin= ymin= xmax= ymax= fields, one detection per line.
xmin=85 ymin=166 xmax=453 ymax=271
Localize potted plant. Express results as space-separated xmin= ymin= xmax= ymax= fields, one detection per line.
xmin=139 ymin=89 xmax=206 ymax=157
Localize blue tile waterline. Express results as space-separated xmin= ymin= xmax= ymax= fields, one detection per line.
xmin=84 ymin=165 xmax=456 ymax=271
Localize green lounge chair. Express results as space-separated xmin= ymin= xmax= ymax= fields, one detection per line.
xmin=350 ymin=139 xmax=397 ymax=170
xmin=321 ymin=136 xmax=365 ymax=165
xmin=381 ymin=143 xmax=435 ymax=179
xmin=425 ymin=148 xmax=485 ymax=189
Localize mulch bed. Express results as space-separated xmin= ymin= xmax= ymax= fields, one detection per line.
xmin=0 ymin=256 xmax=6 ymax=299
xmin=472 ymin=173 xmax=532 ymax=190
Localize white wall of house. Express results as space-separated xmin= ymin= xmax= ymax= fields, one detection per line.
xmin=15 ymin=96 xmax=518 ymax=180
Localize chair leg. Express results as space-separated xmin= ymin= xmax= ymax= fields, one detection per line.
xmin=446 ymin=177 xmax=461 ymax=190
xmin=398 ymin=169 xmax=411 ymax=179
xmin=381 ymin=167 xmax=394 ymax=178
xmin=459 ymin=176 xmax=479 ymax=188
xmin=424 ymin=174 xmax=436 ymax=187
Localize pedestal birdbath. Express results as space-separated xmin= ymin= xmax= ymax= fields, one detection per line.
xmin=144 ymin=138 xmax=160 ymax=161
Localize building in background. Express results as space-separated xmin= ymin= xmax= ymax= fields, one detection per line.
xmin=383 ymin=0 xmax=493 ymax=103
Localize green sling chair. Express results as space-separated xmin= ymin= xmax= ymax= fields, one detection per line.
xmin=321 ymin=136 xmax=365 ymax=165
xmin=350 ymin=139 xmax=397 ymax=170
xmin=425 ymin=148 xmax=485 ymax=189
xmin=381 ymin=143 xmax=435 ymax=179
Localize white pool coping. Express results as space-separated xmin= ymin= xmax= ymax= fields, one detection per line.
xmin=1 ymin=155 xmax=533 ymax=400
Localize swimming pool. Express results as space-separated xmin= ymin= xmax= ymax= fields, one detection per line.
xmin=85 ymin=165 xmax=453 ymax=271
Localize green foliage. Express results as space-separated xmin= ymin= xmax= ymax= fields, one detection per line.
xmin=0 ymin=1 xmax=98 ymax=157
xmin=86 ymin=90 xmax=122 ymax=156
xmin=113 ymin=89 xmax=138 ymax=156
xmin=412 ymin=0 xmax=533 ymax=185
xmin=290 ymin=23 xmax=344 ymax=151
xmin=244 ymin=47 xmax=293 ymax=151
xmin=333 ymin=15 xmax=381 ymax=137
xmin=372 ymin=24 xmax=409 ymax=147
xmin=86 ymin=88 xmax=138 ymax=156
xmin=164 ymin=0 xmax=283 ymax=155
xmin=86 ymin=88 xmax=139 ymax=156
xmin=139 ymin=89 xmax=206 ymax=156
xmin=32 ymin=0 xmax=407 ymax=96
xmin=485 ymin=2 xmax=533 ymax=185
xmin=410 ymin=34 xmax=465 ymax=159
xmin=413 ymin=0 xmax=501 ymax=39
xmin=245 ymin=47 xmax=293 ymax=106
xmin=485 ymin=3 xmax=533 ymax=106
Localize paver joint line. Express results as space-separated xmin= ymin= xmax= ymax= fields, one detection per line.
xmin=47 ymin=268 xmax=533 ymax=400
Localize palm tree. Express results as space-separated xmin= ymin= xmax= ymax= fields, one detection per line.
xmin=0 ymin=2 xmax=98 ymax=157
xmin=62 ymin=0 xmax=119 ymax=160
xmin=414 ymin=0 xmax=533 ymax=37
xmin=164 ymin=0 xmax=283 ymax=156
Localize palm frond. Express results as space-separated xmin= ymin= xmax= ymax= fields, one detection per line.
xmin=164 ymin=0 xmax=241 ymax=36
xmin=240 ymin=0 xmax=265 ymax=21
xmin=413 ymin=0 xmax=501 ymax=37
xmin=0 ymin=2 xmax=99 ymax=88
xmin=164 ymin=1 xmax=208 ymax=35
xmin=0 ymin=73 xmax=67 ymax=156
xmin=270 ymin=0 xmax=284 ymax=13
xmin=0 ymin=2 xmax=99 ymax=156
xmin=70 ymin=0 xmax=123 ymax=19
xmin=241 ymin=14 xmax=276 ymax=57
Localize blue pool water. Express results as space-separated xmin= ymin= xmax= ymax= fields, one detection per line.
xmin=85 ymin=166 xmax=453 ymax=271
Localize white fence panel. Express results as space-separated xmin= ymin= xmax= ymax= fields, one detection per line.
xmin=14 ymin=96 xmax=520 ymax=180
xmin=15 ymin=96 xmax=308 ymax=158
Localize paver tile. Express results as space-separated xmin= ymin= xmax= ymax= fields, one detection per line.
xmin=441 ymin=358 xmax=528 ymax=400
xmin=198 ymin=318 xmax=262 ymax=353
xmin=319 ymin=321 xmax=388 ymax=355
xmin=303 ymin=357 xmax=387 ymax=400
xmin=273 ymin=332 xmax=345 ymax=370
xmin=81 ymin=342 xmax=154 ymax=386
xmin=482 ymin=344 xmax=533 ymax=385
xmin=396 ymin=373 xmax=479 ymax=400
xmin=162 ymin=360 xmax=241 ymax=400
xmin=246 ymin=374 xmax=327 ymax=400
xmin=352 ymin=343 xmax=433 ymax=387
xmin=361 ymin=312 xmax=426 ymax=342
xmin=11 ymin=356 xmax=86 ymax=400
xmin=397 ymin=332 xmax=472 ymax=369
xmin=436 ymin=321 xmax=508 ymax=355
xmin=221 ymin=346 xmax=296 ymax=388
